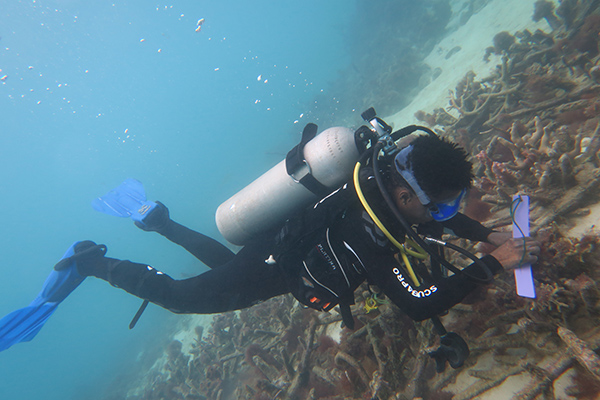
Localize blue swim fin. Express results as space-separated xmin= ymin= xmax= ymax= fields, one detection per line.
xmin=92 ymin=178 xmax=157 ymax=225
xmin=92 ymin=179 xmax=156 ymax=328
xmin=0 ymin=242 xmax=86 ymax=352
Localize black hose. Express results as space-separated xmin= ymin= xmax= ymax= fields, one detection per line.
xmin=424 ymin=237 xmax=493 ymax=283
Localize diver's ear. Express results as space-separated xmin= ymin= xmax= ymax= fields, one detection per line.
xmin=395 ymin=187 xmax=413 ymax=205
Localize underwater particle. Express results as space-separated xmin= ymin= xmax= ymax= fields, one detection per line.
xmin=140 ymin=38 xmax=145 ymax=42
xmin=124 ymin=128 xmax=129 ymax=134
xmin=214 ymin=67 xmax=219 ymax=71
xmin=195 ymin=18 xmax=205 ymax=32
xmin=157 ymin=48 xmax=161 ymax=53
xmin=257 ymin=74 xmax=262 ymax=81
xmin=28 ymin=65 xmax=33 ymax=70
xmin=0 ymin=75 xmax=7 ymax=81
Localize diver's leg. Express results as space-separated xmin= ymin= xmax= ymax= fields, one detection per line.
xmin=158 ymin=220 xmax=236 ymax=269
xmin=137 ymin=201 xmax=236 ymax=269
xmin=77 ymin=243 xmax=287 ymax=314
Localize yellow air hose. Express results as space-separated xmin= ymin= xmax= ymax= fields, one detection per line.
xmin=353 ymin=161 xmax=428 ymax=287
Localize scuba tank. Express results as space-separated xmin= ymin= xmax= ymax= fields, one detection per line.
xmin=216 ymin=124 xmax=362 ymax=245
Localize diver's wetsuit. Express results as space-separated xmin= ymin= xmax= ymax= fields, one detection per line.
xmin=80 ymin=173 xmax=503 ymax=322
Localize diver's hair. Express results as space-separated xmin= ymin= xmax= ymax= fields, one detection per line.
xmin=408 ymin=135 xmax=473 ymax=199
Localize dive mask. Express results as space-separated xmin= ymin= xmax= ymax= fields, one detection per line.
xmin=394 ymin=145 xmax=466 ymax=222
xmin=428 ymin=189 xmax=466 ymax=222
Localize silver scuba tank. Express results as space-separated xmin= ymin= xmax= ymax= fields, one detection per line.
xmin=215 ymin=126 xmax=360 ymax=245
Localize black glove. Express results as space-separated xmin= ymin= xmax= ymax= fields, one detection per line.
xmin=135 ymin=201 xmax=170 ymax=232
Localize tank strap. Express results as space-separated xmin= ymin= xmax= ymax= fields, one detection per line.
xmin=286 ymin=123 xmax=331 ymax=198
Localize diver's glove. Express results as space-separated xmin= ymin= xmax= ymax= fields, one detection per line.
xmin=134 ymin=201 xmax=171 ymax=232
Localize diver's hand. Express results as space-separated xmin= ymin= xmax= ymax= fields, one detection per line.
xmin=490 ymin=237 xmax=541 ymax=271
xmin=487 ymin=231 xmax=512 ymax=247
xmin=135 ymin=201 xmax=170 ymax=232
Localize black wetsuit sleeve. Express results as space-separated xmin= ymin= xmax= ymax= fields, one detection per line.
xmin=367 ymin=254 xmax=503 ymax=321
xmin=157 ymin=219 xmax=236 ymax=269
xmin=440 ymin=213 xmax=495 ymax=242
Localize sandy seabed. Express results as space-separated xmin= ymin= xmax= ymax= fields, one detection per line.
xmin=388 ymin=0 xmax=549 ymax=127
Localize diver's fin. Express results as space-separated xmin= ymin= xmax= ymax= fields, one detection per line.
xmin=0 ymin=242 xmax=86 ymax=352
xmin=92 ymin=179 xmax=156 ymax=327
xmin=92 ymin=178 xmax=157 ymax=224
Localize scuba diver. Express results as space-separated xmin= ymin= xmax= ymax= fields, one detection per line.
xmin=0 ymin=109 xmax=540 ymax=371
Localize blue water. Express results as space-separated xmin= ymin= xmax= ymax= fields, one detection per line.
xmin=0 ymin=1 xmax=354 ymax=398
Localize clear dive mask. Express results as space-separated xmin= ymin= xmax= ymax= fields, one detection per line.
xmin=394 ymin=145 xmax=466 ymax=222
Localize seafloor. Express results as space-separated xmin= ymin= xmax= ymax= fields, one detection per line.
xmin=105 ymin=1 xmax=600 ymax=399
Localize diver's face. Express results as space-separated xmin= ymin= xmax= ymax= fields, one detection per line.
xmin=393 ymin=186 xmax=462 ymax=224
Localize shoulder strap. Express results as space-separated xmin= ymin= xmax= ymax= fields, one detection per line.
xmin=286 ymin=123 xmax=331 ymax=198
